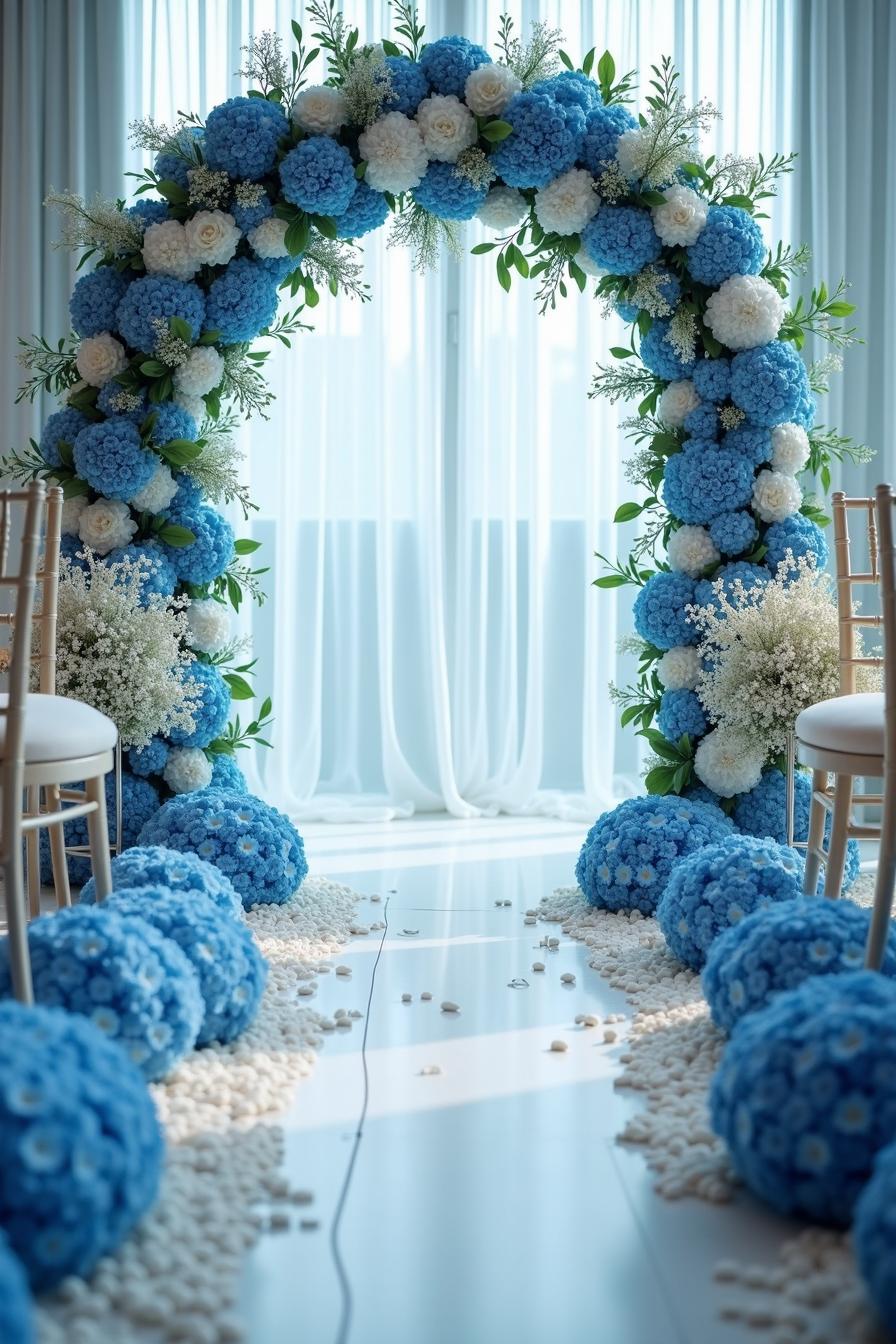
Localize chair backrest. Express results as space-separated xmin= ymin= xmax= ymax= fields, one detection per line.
xmin=0 ymin=482 xmax=51 ymax=777
xmin=0 ymin=484 xmax=62 ymax=696
xmin=877 ymin=484 xmax=896 ymax=741
xmin=831 ymin=491 xmax=885 ymax=694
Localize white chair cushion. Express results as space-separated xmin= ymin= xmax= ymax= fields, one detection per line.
xmin=796 ymin=691 xmax=885 ymax=757
xmin=0 ymin=693 xmax=117 ymax=764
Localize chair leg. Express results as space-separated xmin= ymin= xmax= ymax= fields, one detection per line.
xmin=44 ymin=785 xmax=72 ymax=909
xmin=24 ymin=784 xmax=41 ymax=919
xmin=867 ymin=768 xmax=896 ymax=967
xmin=2 ymin=846 xmax=33 ymax=1004
xmin=84 ymin=774 xmax=113 ymax=901
xmin=823 ymin=773 xmax=854 ymax=898
xmin=802 ymin=769 xmax=829 ymax=894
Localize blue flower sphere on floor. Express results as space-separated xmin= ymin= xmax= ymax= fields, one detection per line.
xmin=703 ymin=898 xmax=896 ymax=1034
xmin=0 ymin=1231 xmax=32 ymax=1344
xmin=576 ymin=795 xmax=734 ymax=915
xmin=0 ymin=1000 xmax=163 ymax=1291
xmin=80 ymin=843 xmax=244 ymax=918
xmin=854 ymin=1140 xmax=896 ymax=1334
xmin=0 ymin=905 xmax=203 ymax=1081
xmin=733 ymin=768 xmax=861 ymax=892
xmin=657 ymin=835 xmax=804 ymax=970
xmin=710 ymin=971 xmax=896 ymax=1224
xmin=138 ymin=790 xmax=308 ymax=908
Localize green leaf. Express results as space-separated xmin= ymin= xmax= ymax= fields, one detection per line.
xmin=198 ymin=329 xmax=220 ymax=346
xmin=61 ymin=477 xmax=90 ymax=500
xmin=311 ymin=213 xmax=337 ymax=240
xmin=645 ymin=765 xmax=676 ymax=795
xmin=224 ymin=673 xmax=255 ymax=701
xmin=234 ymin=538 xmax=262 ymax=555
xmin=169 ymin=316 xmax=192 ymax=342
xmin=610 ymin=346 xmax=634 ymax=359
xmin=226 ymin=574 xmax=242 ymax=612
xmin=158 ymin=438 xmax=203 ymax=467
xmin=558 ymin=48 xmax=575 ymax=71
xmin=156 ymin=179 xmax=187 ymax=204
xmin=291 ymin=18 xmax=302 ymax=42
xmin=593 ymin=574 xmax=630 ymax=589
xmin=827 ymin=300 xmax=855 ymax=316
xmin=596 ymin=50 xmax=616 ymax=88
xmin=355 ymin=161 xmax=367 ymax=179
xmin=481 ymin=119 xmax=513 ymax=144
xmin=620 ymin=704 xmax=643 ymax=728
xmin=156 ymin=522 xmax=196 ymax=547
xmin=139 ymin=359 xmax=169 ymax=378
xmin=614 ymin=501 xmax=644 ymax=523
xmin=284 ymin=215 xmax=310 ymax=256
xmin=496 ymin=254 xmax=511 ymax=293
xmin=581 ymin=47 xmax=596 ymax=76
xmin=721 ymin=194 xmax=754 ymax=210
xmin=471 ymin=242 xmax=497 ymax=255
xmin=639 ymin=190 xmax=667 ymax=207
xmin=381 ymin=39 xmax=401 ymax=56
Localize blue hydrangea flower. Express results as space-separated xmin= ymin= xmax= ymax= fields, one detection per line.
xmin=40 ymin=770 xmax=161 ymax=889
xmin=533 ymin=70 xmax=600 ymax=113
xmin=204 ymin=96 xmax=288 ymax=180
xmin=854 ymin=1139 xmax=896 ymax=1332
xmin=657 ymin=835 xmax=803 ymax=971
xmin=0 ymin=905 xmax=202 ymax=1082
xmin=579 ymin=103 xmax=637 ymax=173
xmin=663 ymin=445 xmax=755 ymax=525
xmin=79 ymin=843 xmax=243 ymax=919
xmin=107 ymin=887 xmax=267 ymax=1046
xmin=162 ymin=504 xmax=234 ymax=584
xmin=40 ymin=408 xmax=88 ymax=468
xmin=209 ymin=753 xmax=248 ymax=794
xmin=710 ymin=970 xmax=896 ymax=1224
xmin=127 ymin=198 xmax=170 ymax=228
xmin=138 ymin=791 xmax=308 ymax=908
xmin=96 ymin=382 xmax=147 ymax=422
xmin=0 ymin=1230 xmax=32 ymax=1343
xmin=336 ymin=181 xmax=390 ymax=239
xmin=256 ymin=253 xmax=298 ymax=285
xmin=691 ymin=357 xmax=731 ymax=403
xmin=116 ymin=275 xmax=206 ymax=353
xmin=0 ymin=1001 xmax=163 ymax=1292
xmin=764 ymin=514 xmax=829 ymax=576
xmin=174 ymin=472 xmax=203 ymax=511
xmin=169 ymin=661 xmax=230 ymax=750
xmin=279 ymin=136 xmax=357 ymax=216
xmin=491 ymin=91 xmax=584 ymax=189
xmin=658 ymin=688 xmax=706 ymax=742
xmin=704 ymin=898 xmax=896 ymax=1035
xmin=686 ymin=205 xmax=765 ymax=286
xmin=153 ymin=127 xmax=204 ymax=189
xmin=794 ymin=387 xmax=816 ymax=430
xmin=72 ymin=419 xmax=155 ymax=500
xmin=204 ymin=257 xmax=278 ymax=344
xmin=639 ymin=318 xmax=696 ymax=380
xmin=720 ymin=421 xmax=772 ymax=466
xmin=633 ymin=570 xmax=700 ymax=649
xmin=576 ymin=795 xmax=734 ymax=915
xmin=146 ymin=400 xmax=197 ymax=447
xmin=382 ymin=55 xmax=430 ymax=113
xmin=685 ymin=782 xmax=722 ymax=808
xmin=69 ymin=267 xmax=130 ymax=338
xmin=59 ymin=535 xmax=89 ymax=571
xmin=730 ymin=341 xmax=811 ymax=428
xmin=128 ymin=736 xmax=169 ymax=778
xmin=107 ymin=542 xmax=178 ymax=604
xmin=230 ymin=193 xmax=272 ymax=232
xmin=412 ymin=162 xmax=489 ymax=220
xmin=418 ymin=35 xmax=490 ymax=96
xmin=683 ymin=402 xmax=719 ymax=440
xmin=732 ymin=768 xmax=861 ymax=891
xmin=581 ymin=206 xmax=662 ymax=277
xmin=694 ymin=560 xmax=770 ymax=612
xmin=709 ymin=510 xmax=759 ymax=556
xmin=616 ymin=300 xmax=639 ymax=322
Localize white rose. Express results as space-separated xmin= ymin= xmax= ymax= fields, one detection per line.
xmin=415 ymin=94 xmax=477 ymax=163
xmin=142 ymin=220 xmax=198 ymax=281
xmin=75 ymin=333 xmax=127 ymax=387
xmin=694 ymin=728 xmax=765 ymax=798
xmin=247 ymin=217 xmax=290 ymax=260
xmin=129 ymin=461 xmax=179 ymax=514
xmin=705 ymin=274 xmax=785 ymax=351
xmin=651 ymin=184 xmax=708 ymax=247
xmin=184 ymin=210 xmax=240 ymax=268
xmin=658 ymin=646 xmax=702 ymax=692
xmin=78 ymin=498 xmax=137 ymax=555
xmin=173 ymin=346 xmax=224 ymax=398
xmin=464 ymin=63 xmax=521 ymax=117
xmin=358 ymin=112 xmax=429 ymax=194
xmin=164 ymin=746 xmax=213 ymax=794
xmin=186 ymin=597 xmax=230 ymax=654
xmin=291 ymin=84 xmax=347 ymax=136
xmin=658 ymin=379 xmax=700 ymax=429
xmin=476 ymin=185 xmax=527 ymax=231
xmin=533 ymin=168 xmax=599 ymax=236
xmin=752 ymin=468 xmax=802 ymax=523
xmin=667 ymin=524 xmax=720 ymax=577
xmin=770 ymin=422 xmax=810 ymax=476
xmin=60 ymin=496 xmax=87 ymax=537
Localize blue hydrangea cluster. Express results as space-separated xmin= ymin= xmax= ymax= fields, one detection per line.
xmin=581 ymin=206 xmax=662 ymax=277
xmin=43 ymin=770 xmax=161 ymax=889
xmin=153 ymin=127 xmax=203 ymax=189
xmin=691 ymin=357 xmax=731 ymax=403
xmin=204 ymin=257 xmax=278 ymax=344
xmin=108 ymin=887 xmax=267 ymax=1045
xmin=579 ymin=103 xmax=637 ymax=173
xmin=730 ymin=341 xmax=810 ymax=427
xmin=794 ymin=386 xmax=817 ymax=430
xmin=418 ymin=35 xmax=490 ymax=96
xmin=69 ymin=266 xmax=130 ymax=337
xmin=72 ymin=418 xmax=155 ymax=500
xmin=59 ymin=535 xmax=88 ymax=570
xmin=80 ymin=843 xmax=244 ymax=919
xmin=115 ymin=275 xmax=206 ymax=352
xmin=732 ymin=768 xmax=861 ymax=892
xmin=0 ymin=1230 xmax=32 ymax=1343
xmin=255 ymin=253 xmax=297 ymax=285
xmin=764 ymin=514 xmax=829 ymax=576
xmin=0 ymin=1000 xmax=163 ymax=1292
xmin=127 ymin=198 xmax=170 ymax=227
xmin=576 ymin=794 xmax=734 ymax=914
xmin=170 ymin=660 xmax=231 ymax=749
xmin=138 ymin=790 xmax=308 ymax=908
xmin=204 ymin=96 xmax=289 ymax=180
xmin=709 ymin=510 xmax=758 ymax=555
xmin=693 ymin=560 xmax=769 ymax=611
xmin=638 ymin=318 xmax=696 ymax=380
xmin=683 ymin=403 xmax=719 ymax=440
xmin=663 ymin=445 xmax=754 ymax=525
xmin=96 ymin=381 xmax=147 ymax=421
xmin=230 ymin=193 xmax=272 ymax=233
xmin=108 ymin=542 xmax=178 ymax=603
xmin=382 ymin=55 xmax=430 ymax=113
xmin=657 ymin=688 xmax=706 ymax=742
xmin=146 ymin=399 xmax=197 ymax=447
xmin=685 ymin=205 xmax=765 ymax=286
xmin=491 ymin=91 xmax=584 ymax=189
xmin=209 ymin=753 xmax=248 ymax=793
xmin=412 ymin=162 xmax=489 ymax=220
xmin=854 ymin=1140 xmax=896 ymax=1334
xmin=656 ymin=835 xmax=803 ymax=970
xmin=721 ymin=422 xmax=772 ymax=466
xmin=174 ymin=472 xmax=203 ymax=511
xmin=615 ymin=299 xmax=639 ymax=323
xmin=40 ymin=407 xmax=88 ymax=467
xmin=129 ymin=736 xmax=169 ymax=777
xmin=162 ymin=504 xmax=234 ymax=584
xmin=703 ymin=898 xmax=896 ymax=1034
xmin=534 ymin=70 xmax=601 ymax=112
xmin=279 ymin=137 xmax=357 ymax=215
xmin=710 ymin=971 xmax=896 ymax=1224
xmin=336 ymin=181 xmax=390 ymax=239
xmin=633 ymin=570 xmax=699 ymax=649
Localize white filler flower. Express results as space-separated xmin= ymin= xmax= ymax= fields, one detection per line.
xmin=75 ymin=333 xmax=128 ymax=387
xmin=247 ymin=217 xmax=290 ymax=259
xmin=464 ymin=63 xmax=520 ymax=117
xmin=173 ymin=346 xmax=224 ymax=398
xmin=78 ymin=498 xmax=138 ymax=555
xmin=770 ymin=422 xmax=810 ymax=476
xmin=164 ymin=746 xmax=213 ymax=794
xmin=142 ymin=220 xmax=199 ymax=281
xmin=658 ymin=645 xmax=702 ymax=692
xmin=694 ymin=728 xmax=765 ymax=797
xmin=186 ymin=597 xmax=230 ymax=654
xmin=704 ymin=274 xmax=786 ymax=351
xmin=658 ymin=379 xmax=700 ymax=428
xmin=291 ymin=85 xmax=347 ymax=136
xmin=667 ymin=524 xmax=720 ymax=577
xmin=651 ymin=184 xmax=708 ymax=247
xmin=129 ymin=461 xmax=179 ymax=514
xmin=476 ymin=185 xmax=527 ymax=231
xmin=752 ymin=468 xmax=802 ymax=523
xmin=185 ymin=210 xmax=240 ymax=268
xmin=415 ymin=94 xmax=477 ymax=163
xmin=534 ymin=169 xmax=598 ymax=236
xmin=359 ymin=112 xmax=429 ymax=193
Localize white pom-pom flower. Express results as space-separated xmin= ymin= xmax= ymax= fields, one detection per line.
xmin=186 ymin=597 xmax=230 ymax=654
xmin=142 ymin=220 xmax=198 ymax=281
xmin=752 ymin=469 xmax=802 ymax=523
xmin=415 ymin=94 xmax=477 ymax=163
xmin=163 ymin=747 xmax=213 ymax=794
xmin=694 ymin=728 xmax=765 ymax=798
xmin=464 ymin=63 xmax=520 ymax=116
xmin=75 ymin=334 xmax=127 ymax=388
xmin=247 ymin=217 xmax=290 ymax=260
xmin=476 ymin=185 xmax=527 ymax=231
xmin=174 ymin=391 xmax=207 ymax=425
xmin=358 ymin=112 xmax=429 ymax=193
xmin=574 ymin=248 xmax=604 ymax=278
xmin=291 ymin=84 xmax=347 ymax=136
xmin=651 ymin=184 xmax=708 ymax=247
xmin=615 ymin=128 xmax=652 ymax=183
xmin=129 ymin=461 xmax=179 ymax=514
xmin=658 ymin=646 xmax=702 ymax=692
xmin=184 ymin=210 xmax=240 ymax=268
xmin=173 ymin=347 xmax=224 ymax=399
xmin=60 ymin=496 xmax=87 ymax=537
xmin=667 ymin=525 xmax=720 ymax=577
xmin=533 ymin=169 xmax=598 ymax=236
xmin=659 ymin=379 xmax=700 ymax=428
xmin=770 ymin=422 xmax=810 ymax=476
xmin=78 ymin=499 xmax=138 ymax=555
xmin=704 ymin=274 xmax=786 ymax=351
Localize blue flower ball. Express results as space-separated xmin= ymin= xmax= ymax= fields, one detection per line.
xmin=794 ymin=387 xmax=816 ymax=430
xmin=72 ymin=418 xmax=155 ymax=500
xmin=581 ymin=206 xmax=662 ymax=277
xmin=854 ymin=1140 xmax=896 ymax=1333
xmin=419 ymin=35 xmax=491 ymax=96
xmin=70 ymin=266 xmax=130 ymax=338
xmin=685 ymin=205 xmax=765 ymax=286
xmin=639 ymin=318 xmax=696 ymax=380
xmin=169 ymin=661 xmax=231 ymax=750
xmin=0 ymin=1001 xmax=163 ymax=1292
xmin=683 ymin=402 xmax=719 ymax=440
xmin=710 ymin=970 xmax=896 ymax=1224
xmin=0 ymin=1232 xmax=32 ymax=1343
xmin=663 ymin=445 xmax=754 ymax=525
xmin=685 ymin=782 xmax=722 ymax=808
xmin=704 ymin=898 xmax=896 ymax=1035
xmin=730 ymin=341 xmax=810 ymax=428
xmin=129 ymin=736 xmax=169 ymax=777
xmin=382 ymin=55 xmax=430 ymax=114
xmin=722 ymin=422 xmax=772 ymax=466
xmin=533 ymin=70 xmax=601 ymax=113
xmin=146 ymin=400 xmax=197 ymax=447
xmin=616 ymin=300 xmax=639 ymax=323
xmin=576 ymin=795 xmax=734 ymax=915
xmin=691 ymin=357 xmax=731 ymax=403
xmin=174 ymin=471 xmax=204 ymax=511
xmin=256 ymin=253 xmax=298 ymax=285
xmin=709 ymin=510 xmax=758 ymax=556
xmin=579 ymin=103 xmax=637 ymax=174
xmin=107 ymin=542 xmax=178 ymax=604
xmin=96 ymin=381 xmax=147 ymax=422
xmin=116 ymin=275 xmax=206 ymax=353
xmin=230 ymin=193 xmax=272 ymax=232
xmin=40 ymin=408 xmax=88 ymax=468
xmin=732 ymin=768 xmax=861 ymax=893
xmin=107 ymin=887 xmax=267 ymax=1046
xmin=127 ymin=198 xmax=170 ymax=228
xmin=0 ymin=905 xmax=202 ymax=1082
xmin=204 ymin=96 xmax=289 ymax=180
xmin=633 ymin=570 xmax=699 ymax=649
xmin=336 ymin=181 xmax=390 ymax=239
xmin=204 ymin=256 xmax=279 ymax=344
xmin=153 ymin=127 xmax=204 ymax=189
xmin=491 ymin=91 xmax=584 ymax=189
xmin=412 ymin=161 xmax=489 ymax=220
xmin=656 ymin=835 xmax=803 ymax=971
xmin=693 ymin=560 xmax=769 ymax=612
xmin=162 ymin=504 xmax=234 ymax=584
xmin=138 ymin=791 xmax=308 ymax=909
xmin=209 ymin=753 xmax=248 ymax=794
xmin=764 ymin=514 xmax=829 ymax=576
xmin=657 ymin=688 xmax=707 ymax=742
xmin=279 ymin=136 xmax=357 ymax=216
xmin=80 ymin=843 xmax=243 ymax=919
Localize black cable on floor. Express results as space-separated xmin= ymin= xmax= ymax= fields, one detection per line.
xmin=330 ymin=896 xmax=390 ymax=1344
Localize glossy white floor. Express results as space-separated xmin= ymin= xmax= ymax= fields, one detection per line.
xmin=239 ymin=815 xmax=812 ymax=1344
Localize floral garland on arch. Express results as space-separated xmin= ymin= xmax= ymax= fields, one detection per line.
xmin=7 ymin=3 xmax=870 ymax=830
